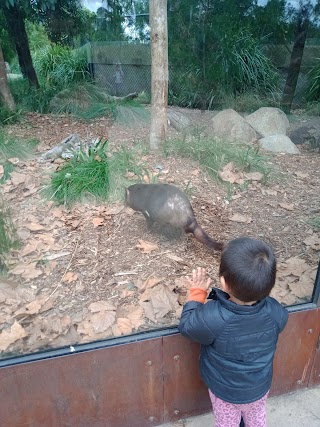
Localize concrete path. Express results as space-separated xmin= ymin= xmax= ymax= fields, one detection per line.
xmin=159 ymin=386 xmax=320 ymax=426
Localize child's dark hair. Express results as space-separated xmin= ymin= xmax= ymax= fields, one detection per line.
xmin=219 ymin=237 xmax=276 ymax=302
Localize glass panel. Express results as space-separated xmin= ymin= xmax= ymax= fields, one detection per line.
xmin=0 ymin=0 xmax=319 ymax=359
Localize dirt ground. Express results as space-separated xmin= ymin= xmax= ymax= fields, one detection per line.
xmin=0 ymin=108 xmax=319 ymax=357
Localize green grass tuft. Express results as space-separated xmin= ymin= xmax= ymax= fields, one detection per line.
xmin=164 ymin=137 xmax=272 ymax=185
xmin=0 ymin=198 xmax=19 ymax=272
xmin=307 ymin=216 xmax=320 ymax=232
xmin=45 ymin=140 xmax=111 ymax=206
xmin=0 ymin=131 xmax=38 ymax=162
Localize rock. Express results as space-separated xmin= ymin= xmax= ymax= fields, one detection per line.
xmin=259 ymin=135 xmax=300 ymax=154
xmin=245 ymin=107 xmax=289 ymax=137
xmin=206 ymin=109 xmax=257 ymax=143
xmin=168 ymin=110 xmax=193 ymax=134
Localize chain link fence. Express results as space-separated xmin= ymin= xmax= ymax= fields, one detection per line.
xmin=85 ymin=41 xmax=151 ymax=97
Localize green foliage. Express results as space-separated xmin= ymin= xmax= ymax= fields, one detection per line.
xmin=0 ymin=106 xmax=23 ymax=126
xmin=164 ymin=137 xmax=271 ymax=185
xmin=45 ymin=139 xmax=111 ymax=206
xmin=33 ymin=44 xmax=89 ymax=88
xmin=0 ymin=130 xmax=37 ymax=161
xmin=306 ymin=59 xmax=320 ymax=102
xmin=0 ymin=198 xmax=19 ymax=271
xmin=25 ymin=21 xmax=50 ymax=51
xmin=168 ymin=0 xmax=280 ymax=108
xmin=307 ymin=216 xmax=320 ymax=231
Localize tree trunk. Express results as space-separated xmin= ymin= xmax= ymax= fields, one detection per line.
xmin=3 ymin=3 xmax=39 ymax=88
xmin=0 ymin=44 xmax=15 ymax=111
xmin=281 ymin=13 xmax=309 ymax=113
xmin=149 ymin=0 xmax=168 ymax=150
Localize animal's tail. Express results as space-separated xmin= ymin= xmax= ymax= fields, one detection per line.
xmin=185 ymin=220 xmax=224 ymax=251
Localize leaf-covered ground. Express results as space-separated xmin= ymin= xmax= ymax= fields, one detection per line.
xmin=0 ymin=108 xmax=319 ymax=357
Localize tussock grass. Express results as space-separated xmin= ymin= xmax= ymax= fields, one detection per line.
xmin=0 ymin=131 xmax=37 ymax=161
xmin=164 ymin=137 xmax=272 ymax=185
xmin=45 ymin=140 xmax=111 ymax=206
xmin=44 ymin=140 xmax=145 ymax=206
xmin=0 ymin=198 xmax=19 ymax=272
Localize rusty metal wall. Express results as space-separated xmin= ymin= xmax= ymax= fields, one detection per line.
xmin=308 ymin=308 xmax=320 ymax=387
xmin=0 ymin=309 xmax=319 ymax=427
xmin=0 ymin=339 xmax=164 ymax=427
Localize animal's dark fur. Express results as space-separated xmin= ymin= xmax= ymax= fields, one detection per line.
xmin=125 ymin=183 xmax=223 ymax=251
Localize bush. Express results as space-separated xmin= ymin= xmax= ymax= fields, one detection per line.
xmin=33 ymin=44 xmax=90 ymax=89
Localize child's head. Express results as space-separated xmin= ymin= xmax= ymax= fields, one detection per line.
xmin=219 ymin=237 xmax=276 ymax=302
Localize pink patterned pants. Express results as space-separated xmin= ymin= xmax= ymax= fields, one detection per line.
xmin=209 ymin=389 xmax=269 ymax=427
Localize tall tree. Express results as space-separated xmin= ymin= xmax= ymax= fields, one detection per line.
xmin=149 ymin=0 xmax=168 ymax=150
xmin=1 ymin=1 xmax=39 ymax=88
xmin=0 ymin=43 xmax=15 ymax=111
xmin=281 ymin=1 xmax=314 ymax=112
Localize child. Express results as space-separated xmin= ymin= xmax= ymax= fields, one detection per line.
xmin=178 ymin=237 xmax=288 ymax=427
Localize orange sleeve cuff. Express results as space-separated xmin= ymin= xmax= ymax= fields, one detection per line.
xmin=187 ymin=287 xmax=208 ymax=303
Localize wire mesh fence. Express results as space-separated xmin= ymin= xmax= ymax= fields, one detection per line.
xmin=86 ymin=41 xmax=151 ymax=96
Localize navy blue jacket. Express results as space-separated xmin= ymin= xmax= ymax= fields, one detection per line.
xmin=178 ymin=288 xmax=288 ymax=404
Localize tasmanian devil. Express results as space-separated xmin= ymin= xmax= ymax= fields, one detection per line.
xmin=125 ymin=183 xmax=223 ymax=251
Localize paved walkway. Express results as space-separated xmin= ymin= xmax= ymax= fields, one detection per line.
xmin=159 ymin=386 xmax=320 ymax=426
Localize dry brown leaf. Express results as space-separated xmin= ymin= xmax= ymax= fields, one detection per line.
xmin=244 ymin=172 xmax=263 ymax=181
xmin=139 ymin=300 xmax=156 ymax=322
xmin=26 ymin=223 xmax=45 ymax=231
xmin=150 ymin=284 xmax=179 ymax=319
xmin=294 ymin=171 xmax=309 ymax=179
xmin=127 ymin=306 xmax=145 ymax=329
xmin=0 ymin=321 xmax=27 ymax=351
xmin=0 ymin=165 xmax=4 ymax=179
xmin=219 ymin=162 xmax=239 ymax=183
xmin=191 ymin=169 xmax=200 ymax=176
xmin=288 ymin=274 xmax=313 ymax=299
xmin=303 ymin=234 xmax=320 ymax=251
xmin=88 ymin=301 xmax=116 ymax=312
xmin=7 ymin=157 xmax=20 ymax=165
xmin=15 ymin=299 xmax=42 ymax=316
xmin=51 ymin=207 xmax=64 ymax=218
xmin=20 ymin=241 xmax=40 ymax=257
xmin=136 ymin=239 xmax=159 ymax=254
xmin=104 ymin=204 xmax=125 ymax=215
xmin=116 ymin=318 xmax=133 ymax=335
xmin=92 ymin=217 xmax=104 ymax=227
xmin=120 ymin=289 xmax=135 ymax=298
xmin=278 ymin=257 xmax=310 ymax=277
xmin=165 ymin=253 xmax=186 ymax=264
xmin=10 ymin=262 xmax=43 ymax=280
xmin=140 ymin=276 xmax=164 ymax=291
xmin=62 ymin=271 xmax=78 ymax=283
xmin=229 ymin=213 xmax=252 ymax=223
xmin=264 ymin=189 xmax=277 ymax=196
xmin=279 ymin=203 xmax=294 ymax=211
xmin=10 ymin=171 xmax=27 ymax=186
xmin=90 ymin=311 xmax=116 ymax=333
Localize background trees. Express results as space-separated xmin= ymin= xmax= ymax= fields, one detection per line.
xmin=1 ymin=0 xmax=320 ymax=115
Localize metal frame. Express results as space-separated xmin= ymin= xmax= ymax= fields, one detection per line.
xmin=0 ymin=261 xmax=319 ymax=368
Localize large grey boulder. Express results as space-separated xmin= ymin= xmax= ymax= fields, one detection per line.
xmin=259 ymin=135 xmax=300 ymax=154
xmin=245 ymin=107 xmax=289 ymax=137
xmin=206 ymin=109 xmax=257 ymax=144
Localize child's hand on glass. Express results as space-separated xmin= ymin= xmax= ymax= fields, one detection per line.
xmin=184 ymin=267 xmax=212 ymax=291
